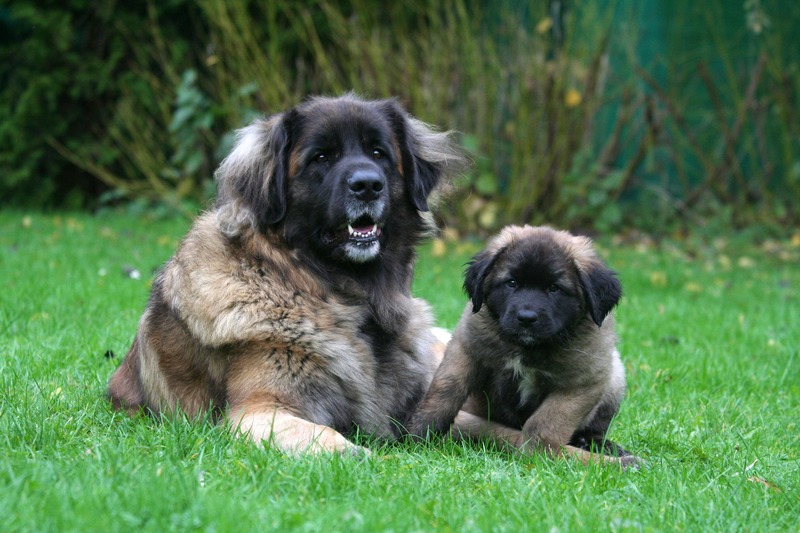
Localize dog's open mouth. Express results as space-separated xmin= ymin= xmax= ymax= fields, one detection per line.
xmin=323 ymin=216 xmax=383 ymax=247
xmin=347 ymin=218 xmax=382 ymax=246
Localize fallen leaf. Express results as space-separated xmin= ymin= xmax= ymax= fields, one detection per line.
xmin=747 ymin=476 xmax=781 ymax=492
xmin=536 ymin=17 xmax=553 ymax=34
xmin=478 ymin=202 xmax=498 ymax=229
xmin=650 ymin=271 xmax=667 ymax=287
xmin=66 ymin=218 xmax=83 ymax=230
xmin=738 ymin=256 xmax=755 ymax=268
xmin=431 ymin=239 xmax=446 ymax=258
xmin=441 ymin=227 xmax=460 ymax=242
xmin=684 ymin=282 xmax=703 ymax=293
xmin=565 ymin=88 xmax=582 ymax=108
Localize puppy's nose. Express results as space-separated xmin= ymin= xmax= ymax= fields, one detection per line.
xmin=348 ymin=170 xmax=385 ymax=201
xmin=517 ymin=309 xmax=539 ymax=324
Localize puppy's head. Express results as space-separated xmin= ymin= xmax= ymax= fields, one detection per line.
xmin=464 ymin=226 xmax=622 ymax=346
xmin=214 ymin=94 xmax=468 ymax=264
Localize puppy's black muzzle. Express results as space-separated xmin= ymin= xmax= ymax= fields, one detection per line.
xmin=517 ymin=308 xmax=539 ymax=325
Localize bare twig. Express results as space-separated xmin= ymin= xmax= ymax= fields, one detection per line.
xmin=682 ymin=52 xmax=767 ymax=209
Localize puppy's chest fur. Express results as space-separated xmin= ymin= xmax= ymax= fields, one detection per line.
xmin=482 ymin=356 xmax=551 ymax=428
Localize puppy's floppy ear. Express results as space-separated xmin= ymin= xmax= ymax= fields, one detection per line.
xmin=463 ymin=246 xmax=507 ymax=313
xmin=380 ymin=99 xmax=468 ymax=211
xmin=214 ymin=112 xmax=293 ymax=236
xmin=577 ymin=261 xmax=622 ymax=326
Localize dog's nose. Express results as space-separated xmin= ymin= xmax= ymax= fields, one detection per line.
xmin=517 ymin=309 xmax=539 ymax=324
xmin=348 ymin=170 xmax=385 ymax=201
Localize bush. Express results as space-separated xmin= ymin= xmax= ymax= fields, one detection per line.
xmin=2 ymin=0 xmax=798 ymax=234
xmin=0 ymin=1 xmax=203 ymax=209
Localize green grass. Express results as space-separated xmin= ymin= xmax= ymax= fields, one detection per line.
xmin=1 ymin=211 xmax=798 ymax=532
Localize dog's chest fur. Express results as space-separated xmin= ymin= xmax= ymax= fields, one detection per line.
xmin=479 ymin=356 xmax=549 ymax=428
xmin=301 ymin=300 xmax=435 ymax=437
xmin=237 ymin=267 xmax=435 ymax=437
xmin=151 ymin=215 xmax=437 ymax=436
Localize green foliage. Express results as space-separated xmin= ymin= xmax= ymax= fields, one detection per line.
xmin=0 ymin=1 xmax=202 ymax=209
xmin=1 ymin=2 xmax=116 ymax=207
xmin=2 ymin=1 xmax=799 ymax=234
xmin=1 ymin=211 xmax=799 ymax=531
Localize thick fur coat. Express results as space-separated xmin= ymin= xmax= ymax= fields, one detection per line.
xmin=409 ymin=225 xmax=637 ymax=465
xmin=107 ymin=95 xmax=468 ymax=454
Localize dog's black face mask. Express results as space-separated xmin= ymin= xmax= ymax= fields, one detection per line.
xmin=286 ymin=109 xmax=400 ymax=264
xmin=464 ymin=233 xmax=624 ymax=348
xmin=250 ymin=98 xmax=447 ymax=267
xmin=481 ymin=241 xmax=584 ymax=347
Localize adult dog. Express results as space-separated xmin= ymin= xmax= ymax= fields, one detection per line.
xmin=107 ymin=94 xmax=468 ymax=455
xmin=409 ymin=225 xmax=639 ymax=467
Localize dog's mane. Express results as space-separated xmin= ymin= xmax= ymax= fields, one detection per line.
xmin=212 ymin=96 xmax=469 ymax=334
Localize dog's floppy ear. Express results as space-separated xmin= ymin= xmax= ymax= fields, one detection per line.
xmin=463 ymin=246 xmax=507 ymax=313
xmin=214 ymin=112 xmax=293 ymax=236
xmin=577 ymin=261 xmax=622 ymax=326
xmin=380 ymin=99 xmax=468 ymax=212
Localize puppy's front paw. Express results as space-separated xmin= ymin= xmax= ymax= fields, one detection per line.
xmin=405 ymin=417 xmax=434 ymax=440
xmin=617 ymin=453 xmax=646 ymax=470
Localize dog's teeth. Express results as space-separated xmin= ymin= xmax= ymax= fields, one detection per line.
xmin=348 ymin=224 xmax=378 ymax=238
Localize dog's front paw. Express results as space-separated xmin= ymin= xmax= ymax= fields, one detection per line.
xmin=404 ymin=417 xmax=432 ymax=440
xmin=617 ymin=453 xmax=646 ymax=470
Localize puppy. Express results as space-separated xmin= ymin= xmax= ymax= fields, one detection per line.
xmin=409 ymin=225 xmax=638 ymax=466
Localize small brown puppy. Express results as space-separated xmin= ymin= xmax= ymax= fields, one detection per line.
xmin=409 ymin=225 xmax=636 ymax=465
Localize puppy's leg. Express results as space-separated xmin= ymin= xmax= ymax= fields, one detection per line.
xmin=451 ymin=411 xmax=524 ymax=451
xmin=451 ymin=411 xmax=587 ymax=457
xmin=408 ymin=337 xmax=479 ymax=436
xmin=521 ymin=388 xmax=603 ymax=451
xmin=228 ymin=392 xmax=367 ymax=456
xmin=518 ymin=390 xmax=640 ymax=467
xmin=569 ymin=397 xmax=629 ymax=457
xmin=454 ymin=411 xmax=635 ymax=467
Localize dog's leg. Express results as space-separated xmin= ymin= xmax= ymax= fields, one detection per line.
xmin=453 ymin=411 xmax=638 ymax=468
xmin=451 ymin=411 xmax=524 ymax=451
xmin=408 ymin=336 xmax=480 ymax=436
xmin=228 ymin=393 xmax=368 ymax=457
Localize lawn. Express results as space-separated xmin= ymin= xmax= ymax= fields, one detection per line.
xmin=1 ymin=211 xmax=798 ymax=532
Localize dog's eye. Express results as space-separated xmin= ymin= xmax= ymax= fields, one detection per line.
xmin=314 ymin=152 xmax=329 ymax=163
xmin=548 ymin=284 xmax=560 ymax=293
xmin=372 ymin=148 xmax=385 ymax=160
xmin=505 ymin=279 xmax=517 ymax=289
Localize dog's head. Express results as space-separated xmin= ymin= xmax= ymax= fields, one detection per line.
xmin=464 ymin=226 xmax=622 ymax=346
xmin=214 ymin=94 xmax=467 ymax=264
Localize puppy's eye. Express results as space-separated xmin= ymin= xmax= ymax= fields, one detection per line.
xmin=548 ymin=284 xmax=560 ymax=293
xmin=314 ymin=153 xmax=329 ymax=163
xmin=505 ymin=279 xmax=517 ymax=289
xmin=372 ymin=148 xmax=385 ymax=160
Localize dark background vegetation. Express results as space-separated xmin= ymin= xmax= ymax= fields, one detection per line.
xmin=2 ymin=0 xmax=798 ymax=237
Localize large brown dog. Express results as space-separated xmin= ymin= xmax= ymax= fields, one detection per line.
xmin=409 ymin=225 xmax=639 ymax=466
xmin=107 ymin=94 xmax=469 ymax=455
